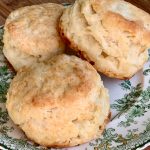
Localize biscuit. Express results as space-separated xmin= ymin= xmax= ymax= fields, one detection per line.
xmin=6 ymin=54 xmax=110 ymax=147
xmin=59 ymin=0 xmax=150 ymax=79
xmin=3 ymin=3 xmax=65 ymax=71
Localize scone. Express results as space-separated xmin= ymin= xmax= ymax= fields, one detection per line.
xmin=6 ymin=54 xmax=110 ymax=148
xmin=3 ymin=3 xmax=65 ymax=71
xmin=59 ymin=0 xmax=150 ymax=79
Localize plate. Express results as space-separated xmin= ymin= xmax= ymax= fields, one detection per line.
xmin=0 ymin=25 xmax=150 ymax=150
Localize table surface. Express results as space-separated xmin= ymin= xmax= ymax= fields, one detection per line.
xmin=0 ymin=0 xmax=150 ymax=150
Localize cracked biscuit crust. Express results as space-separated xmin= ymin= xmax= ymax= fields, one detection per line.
xmin=59 ymin=0 xmax=150 ymax=79
xmin=6 ymin=54 xmax=110 ymax=147
xmin=3 ymin=3 xmax=65 ymax=71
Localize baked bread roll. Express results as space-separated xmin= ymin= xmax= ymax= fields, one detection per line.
xmin=59 ymin=0 xmax=150 ymax=79
xmin=3 ymin=3 xmax=65 ymax=71
xmin=6 ymin=54 xmax=110 ymax=148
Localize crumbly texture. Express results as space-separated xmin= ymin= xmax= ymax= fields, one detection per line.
xmin=3 ymin=3 xmax=65 ymax=71
xmin=59 ymin=0 xmax=150 ymax=79
xmin=6 ymin=54 xmax=110 ymax=147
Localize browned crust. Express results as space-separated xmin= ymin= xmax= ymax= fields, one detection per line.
xmin=4 ymin=59 xmax=16 ymax=74
xmin=59 ymin=20 xmax=96 ymax=65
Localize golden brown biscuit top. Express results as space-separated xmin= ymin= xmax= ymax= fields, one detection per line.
xmin=7 ymin=55 xmax=104 ymax=121
xmin=77 ymin=0 xmax=150 ymax=57
xmin=4 ymin=3 xmax=64 ymax=57
xmin=59 ymin=0 xmax=150 ymax=79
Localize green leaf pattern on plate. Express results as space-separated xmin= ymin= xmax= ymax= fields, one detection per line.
xmin=0 ymin=26 xmax=149 ymax=150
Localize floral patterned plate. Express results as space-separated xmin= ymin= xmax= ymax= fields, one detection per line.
xmin=0 ymin=25 xmax=150 ymax=150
